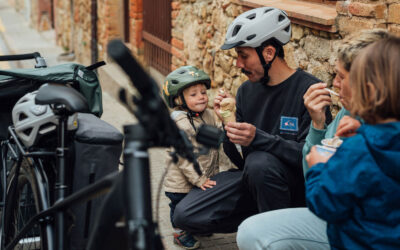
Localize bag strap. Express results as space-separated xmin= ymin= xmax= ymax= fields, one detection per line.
xmin=85 ymin=61 xmax=106 ymax=71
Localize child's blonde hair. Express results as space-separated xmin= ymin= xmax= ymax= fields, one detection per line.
xmin=337 ymin=29 xmax=390 ymax=71
xmin=349 ymin=36 xmax=400 ymax=124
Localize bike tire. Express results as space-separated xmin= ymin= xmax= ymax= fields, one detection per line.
xmin=3 ymin=158 xmax=49 ymax=250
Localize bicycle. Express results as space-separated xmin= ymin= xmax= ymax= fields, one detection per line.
xmin=0 ymin=52 xmax=107 ymax=250
xmin=0 ymin=41 xmax=222 ymax=250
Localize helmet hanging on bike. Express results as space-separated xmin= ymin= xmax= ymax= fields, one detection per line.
xmin=221 ymin=7 xmax=291 ymax=83
xmin=12 ymin=91 xmax=77 ymax=147
xmin=162 ymin=66 xmax=211 ymax=109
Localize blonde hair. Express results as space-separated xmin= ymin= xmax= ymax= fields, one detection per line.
xmin=349 ymin=37 xmax=400 ymax=124
xmin=337 ymin=29 xmax=390 ymax=71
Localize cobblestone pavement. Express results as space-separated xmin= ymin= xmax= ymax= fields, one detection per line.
xmin=101 ymin=92 xmax=238 ymax=250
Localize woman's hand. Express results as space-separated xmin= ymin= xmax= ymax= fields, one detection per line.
xmin=200 ymin=178 xmax=216 ymax=191
xmin=335 ymin=116 xmax=361 ymax=137
xmin=303 ymin=83 xmax=332 ymax=130
xmin=306 ymin=146 xmax=331 ymax=168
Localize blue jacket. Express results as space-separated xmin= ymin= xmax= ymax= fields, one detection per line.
xmin=306 ymin=122 xmax=400 ymax=250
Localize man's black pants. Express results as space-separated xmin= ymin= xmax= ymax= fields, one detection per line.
xmin=173 ymin=151 xmax=305 ymax=234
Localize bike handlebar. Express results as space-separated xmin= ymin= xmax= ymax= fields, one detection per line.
xmin=0 ymin=52 xmax=47 ymax=68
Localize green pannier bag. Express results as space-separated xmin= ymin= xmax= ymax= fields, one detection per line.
xmin=0 ymin=62 xmax=103 ymax=117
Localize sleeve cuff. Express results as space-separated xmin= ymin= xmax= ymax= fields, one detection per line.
xmin=194 ymin=175 xmax=208 ymax=188
xmin=307 ymin=123 xmax=327 ymax=146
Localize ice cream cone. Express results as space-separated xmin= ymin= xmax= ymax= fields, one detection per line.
xmin=219 ymin=97 xmax=236 ymax=124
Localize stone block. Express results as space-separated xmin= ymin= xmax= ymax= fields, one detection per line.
xmin=213 ymin=66 xmax=224 ymax=85
xmin=172 ymin=10 xmax=179 ymax=19
xmin=131 ymin=0 xmax=142 ymax=12
xmin=171 ymin=1 xmax=180 ymax=10
xmin=171 ymin=46 xmax=184 ymax=60
xmin=291 ymin=24 xmax=304 ymax=41
xmin=337 ymin=16 xmax=376 ymax=35
xmin=171 ymin=37 xmax=184 ymax=50
xmin=303 ymin=35 xmax=331 ymax=61
xmin=348 ymin=2 xmax=386 ymax=19
xmin=388 ymin=24 xmax=400 ymax=37
xmin=336 ymin=1 xmax=349 ymax=15
xmin=389 ymin=3 xmax=400 ymax=24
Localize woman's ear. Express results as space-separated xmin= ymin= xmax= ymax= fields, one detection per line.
xmin=262 ymin=45 xmax=276 ymax=63
xmin=174 ymin=96 xmax=182 ymax=106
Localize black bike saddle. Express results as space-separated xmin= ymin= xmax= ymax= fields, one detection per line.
xmin=35 ymin=83 xmax=89 ymax=113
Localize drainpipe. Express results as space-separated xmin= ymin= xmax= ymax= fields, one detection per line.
xmin=91 ymin=0 xmax=98 ymax=64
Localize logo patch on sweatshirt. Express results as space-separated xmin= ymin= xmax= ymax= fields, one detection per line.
xmin=280 ymin=116 xmax=298 ymax=132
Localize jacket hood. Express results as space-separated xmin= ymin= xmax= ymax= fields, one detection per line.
xmin=358 ymin=122 xmax=400 ymax=182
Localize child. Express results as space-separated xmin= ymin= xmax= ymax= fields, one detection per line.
xmin=162 ymin=66 xmax=219 ymax=249
xmin=306 ymin=36 xmax=400 ymax=249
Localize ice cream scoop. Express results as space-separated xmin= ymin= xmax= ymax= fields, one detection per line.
xmin=219 ymin=97 xmax=236 ymax=123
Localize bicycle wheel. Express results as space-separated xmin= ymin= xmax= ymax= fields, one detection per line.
xmin=3 ymin=158 xmax=49 ymax=250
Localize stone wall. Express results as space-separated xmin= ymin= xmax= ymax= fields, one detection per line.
xmin=54 ymin=0 xmax=123 ymax=65
xmin=337 ymin=0 xmax=400 ymax=36
xmin=54 ymin=0 xmax=72 ymax=52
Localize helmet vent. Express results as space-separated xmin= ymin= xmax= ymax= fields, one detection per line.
xmin=278 ymin=14 xmax=286 ymax=22
xmin=247 ymin=34 xmax=256 ymax=41
xmin=264 ymin=9 xmax=273 ymax=14
xmin=232 ymin=25 xmax=242 ymax=36
xmin=246 ymin=13 xmax=256 ymax=20
xmin=39 ymin=124 xmax=56 ymax=135
xmin=19 ymin=113 xmax=28 ymax=121
xmin=171 ymin=80 xmax=179 ymax=84
xmin=284 ymin=25 xmax=290 ymax=32
xmin=23 ymin=128 xmax=33 ymax=137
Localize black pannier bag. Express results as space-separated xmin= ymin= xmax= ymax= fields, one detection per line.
xmin=68 ymin=113 xmax=123 ymax=250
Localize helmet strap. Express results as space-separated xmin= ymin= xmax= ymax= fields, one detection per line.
xmin=179 ymin=93 xmax=204 ymax=132
xmin=255 ymin=45 xmax=278 ymax=84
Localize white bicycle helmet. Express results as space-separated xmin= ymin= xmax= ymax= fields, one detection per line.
xmin=12 ymin=91 xmax=78 ymax=147
xmin=221 ymin=7 xmax=291 ymax=50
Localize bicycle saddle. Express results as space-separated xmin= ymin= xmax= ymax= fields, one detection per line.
xmin=35 ymin=83 xmax=89 ymax=113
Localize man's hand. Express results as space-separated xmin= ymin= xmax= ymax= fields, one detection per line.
xmin=225 ymin=122 xmax=256 ymax=147
xmin=335 ymin=116 xmax=361 ymax=137
xmin=214 ymin=89 xmax=234 ymax=122
xmin=200 ymin=178 xmax=216 ymax=191
xmin=306 ymin=146 xmax=331 ymax=168
xmin=303 ymin=83 xmax=332 ymax=130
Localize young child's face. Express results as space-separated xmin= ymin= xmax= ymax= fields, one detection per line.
xmin=182 ymin=83 xmax=208 ymax=113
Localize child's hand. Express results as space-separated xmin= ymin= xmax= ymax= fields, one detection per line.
xmin=200 ymin=178 xmax=216 ymax=190
xmin=335 ymin=116 xmax=361 ymax=137
xmin=306 ymin=146 xmax=331 ymax=168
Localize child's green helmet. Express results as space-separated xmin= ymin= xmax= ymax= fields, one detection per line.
xmin=163 ymin=66 xmax=211 ymax=108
